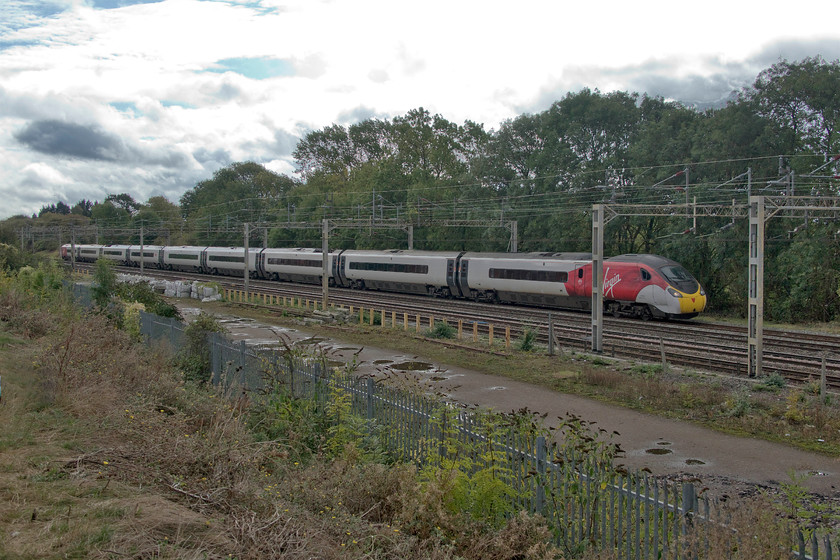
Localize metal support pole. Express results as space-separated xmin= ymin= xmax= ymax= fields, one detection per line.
xmin=140 ymin=225 xmax=144 ymax=274
xmin=243 ymin=222 xmax=249 ymax=299
xmin=748 ymin=196 xmax=764 ymax=378
xmin=322 ymin=218 xmax=329 ymax=310
xmin=70 ymin=226 xmax=76 ymax=271
xmin=510 ymin=220 xmax=518 ymax=253
xmin=408 ymin=225 xmax=414 ymax=250
xmin=591 ymin=204 xmax=604 ymax=353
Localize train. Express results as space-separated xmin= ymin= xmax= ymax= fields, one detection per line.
xmin=60 ymin=244 xmax=707 ymax=320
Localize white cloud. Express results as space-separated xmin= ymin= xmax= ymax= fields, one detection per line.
xmin=0 ymin=0 xmax=839 ymax=218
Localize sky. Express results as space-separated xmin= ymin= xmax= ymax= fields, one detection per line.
xmin=1 ymin=0 xmax=839 ymax=220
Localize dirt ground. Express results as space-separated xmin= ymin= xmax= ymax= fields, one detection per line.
xmin=181 ymin=305 xmax=840 ymax=502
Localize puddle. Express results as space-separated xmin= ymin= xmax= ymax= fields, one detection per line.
xmin=391 ymin=361 xmax=433 ymax=371
xmin=486 ymin=386 xmax=506 ymax=391
xmin=337 ymin=347 xmax=358 ymax=352
xmin=809 ymin=471 xmax=829 ymax=477
xmin=430 ymin=376 xmax=448 ymax=382
xmin=645 ymin=448 xmax=673 ymax=455
xmin=373 ymin=360 xmax=393 ymax=365
xmin=656 ymin=441 xmax=672 ymax=446
xmin=685 ymin=459 xmax=706 ymax=466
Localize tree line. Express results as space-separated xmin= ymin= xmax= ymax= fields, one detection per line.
xmin=3 ymin=56 xmax=840 ymax=322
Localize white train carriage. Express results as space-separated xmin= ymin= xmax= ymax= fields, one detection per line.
xmin=204 ymin=246 xmax=259 ymax=277
xmin=338 ymin=250 xmax=463 ymax=296
xmin=100 ymin=245 xmax=132 ymax=265
xmin=128 ymin=245 xmax=165 ymax=269
xmin=461 ymin=252 xmax=592 ymax=307
xmin=258 ymin=248 xmax=334 ymax=284
xmin=162 ymin=246 xmax=205 ymax=272
xmin=76 ymin=244 xmax=103 ymax=262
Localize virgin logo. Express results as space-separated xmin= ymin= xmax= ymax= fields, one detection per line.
xmin=603 ymin=267 xmax=621 ymax=297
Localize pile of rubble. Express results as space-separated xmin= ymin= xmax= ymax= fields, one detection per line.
xmin=117 ymin=274 xmax=222 ymax=302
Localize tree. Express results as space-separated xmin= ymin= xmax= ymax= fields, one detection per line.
xmin=105 ymin=193 xmax=141 ymax=216
xmin=71 ymin=199 xmax=94 ymax=217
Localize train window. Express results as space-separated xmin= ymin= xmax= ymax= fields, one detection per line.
xmin=267 ymin=258 xmax=322 ymax=267
xmin=104 ymin=250 xmax=123 ymax=256
xmin=659 ymin=265 xmax=699 ymax=293
xmin=168 ymin=253 xmax=199 ymax=260
xmin=349 ymin=262 xmax=429 ymax=274
xmin=641 ymin=268 xmax=651 ymax=281
xmin=578 ymin=268 xmax=583 ymax=279
xmin=489 ymin=268 xmax=568 ymax=283
xmin=209 ymin=255 xmax=245 ymax=263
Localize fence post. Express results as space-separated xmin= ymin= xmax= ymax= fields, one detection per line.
xmin=548 ymin=313 xmax=554 ymax=355
xmin=211 ymin=332 xmax=221 ymax=386
xmin=536 ymin=436 xmax=546 ymax=513
xmin=366 ymin=377 xmax=374 ymax=421
xmin=239 ymin=340 xmax=247 ymax=389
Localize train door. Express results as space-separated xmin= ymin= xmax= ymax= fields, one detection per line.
xmin=446 ymin=259 xmax=458 ymax=297
xmin=199 ymin=248 xmax=208 ymax=272
xmin=332 ymin=251 xmax=346 ymax=287
xmin=255 ymin=249 xmax=266 ymax=278
xmin=456 ymin=257 xmax=468 ymax=298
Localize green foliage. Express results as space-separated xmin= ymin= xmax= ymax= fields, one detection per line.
xmin=122 ymin=302 xmax=145 ymax=341
xmin=427 ymin=321 xmax=456 ymax=339
xmin=116 ymin=281 xmax=181 ymax=319
xmin=0 ymin=243 xmax=29 ymax=271
xmin=756 ymin=372 xmax=787 ymax=393
xmin=517 ymin=327 xmax=537 ymax=351
xmin=176 ymin=312 xmax=225 ymax=383
xmin=90 ymin=258 xmax=118 ymax=309
xmin=416 ymin=408 xmax=524 ymax=531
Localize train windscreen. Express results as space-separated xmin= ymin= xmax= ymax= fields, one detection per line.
xmin=659 ymin=265 xmax=699 ymax=293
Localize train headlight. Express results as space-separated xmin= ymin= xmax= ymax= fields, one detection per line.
xmin=700 ymin=288 xmax=706 ymax=296
xmin=666 ymin=287 xmax=683 ymax=298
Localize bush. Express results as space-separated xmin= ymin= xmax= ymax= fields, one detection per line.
xmin=427 ymin=321 xmax=456 ymax=339
xmin=116 ymin=281 xmax=181 ymax=319
xmin=518 ymin=327 xmax=536 ymax=351
xmin=176 ymin=312 xmax=225 ymax=383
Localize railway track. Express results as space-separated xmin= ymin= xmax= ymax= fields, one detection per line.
xmin=73 ymin=263 xmax=840 ymax=389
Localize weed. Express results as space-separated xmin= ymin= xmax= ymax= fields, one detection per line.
xmin=518 ymin=327 xmax=537 ymax=351
xmin=756 ymin=372 xmax=786 ymax=392
xmin=427 ymin=321 xmax=456 ymax=339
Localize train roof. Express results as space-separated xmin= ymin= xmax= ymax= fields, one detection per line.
xmin=340 ymin=249 xmax=463 ymax=258
xmin=606 ymin=254 xmax=682 ymax=267
xmin=462 ymin=251 xmax=594 ymax=261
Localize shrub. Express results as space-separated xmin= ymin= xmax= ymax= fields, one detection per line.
xmin=427 ymin=321 xmax=456 ymax=339
xmin=176 ymin=312 xmax=225 ymax=384
xmin=518 ymin=327 xmax=537 ymax=351
xmin=117 ymin=281 xmax=181 ymax=319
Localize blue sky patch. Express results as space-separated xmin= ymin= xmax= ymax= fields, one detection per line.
xmin=203 ymin=57 xmax=295 ymax=80
xmin=161 ymin=100 xmax=196 ymax=109
xmin=90 ymin=0 xmax=165 ymax=9
xmin=110 ymin=101 xmax=142 ymax=116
